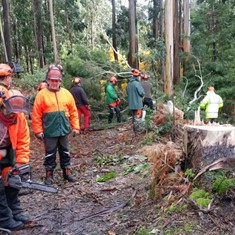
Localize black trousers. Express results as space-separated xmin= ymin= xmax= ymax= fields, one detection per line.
xmin=108 ymin=106 xmax=122 ymax=123
xmin=143 ymin=98 xmax=154 ymax=110
xmin=0 ymin=174 xmax=22 ymax=223
xmin=43 ymin=135 xmax=71 ymax=170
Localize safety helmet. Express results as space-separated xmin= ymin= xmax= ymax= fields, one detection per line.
xmin=46 ymin=66 xmax=63 ymax=81
xmin=0 ymin=64 xmax=13 ymax=77
xmin=109 ymin=76 xmax=117 ymax=84
xmin=144 ymin=74 xmax=150 ymax=80
xmin=38 ymin=82 xmax=47 ymax=91
xmin=1 ymin=89 xmax=30 ymax=114
xmin=72 ymin=77 xmax=81 ymax=84
xmin=132 ymin=68 xmax=140 ymax=77
xmin=57 ymin=64 xmax=64 ymax=75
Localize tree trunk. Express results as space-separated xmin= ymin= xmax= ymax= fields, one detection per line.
xmin=128 ymin=0 xmax=138 ymax=68
xmin=164 ymin=0 xmax=174 ymax=97
xmin=112 ymin=0 xmax=118 ymax=61
xmin=2 ymin=0 xmax=12 ymax=62
xmin=159 ymin=0 xmax=165 ymax=84
xmin=183 ymin=0 xmax=190 ymax=54
xmin=49 ymin=0 xmax=59 ymax=63
xmin=173 ymin=0 xmax=181 ymax=85
xmin=33 ymin=0 xmax=44 ymax=68
xmin=184 ymin=125 xmax=235 ymax=173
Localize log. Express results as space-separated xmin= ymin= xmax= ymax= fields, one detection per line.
xmin=183 ymin=124 xmax=235 ymax=172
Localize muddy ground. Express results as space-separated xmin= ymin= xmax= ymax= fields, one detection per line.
xmin=6 ymin=121 xmax=235 ymax=235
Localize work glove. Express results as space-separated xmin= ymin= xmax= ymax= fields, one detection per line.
xmin=72 ymin=129 xmax=80 ymax=137
xmin=35 ymin=132 xmax=44 ymax=141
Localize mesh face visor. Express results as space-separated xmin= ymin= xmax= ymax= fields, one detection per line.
xmin=4 ymin=95 xmax=30 ymax=114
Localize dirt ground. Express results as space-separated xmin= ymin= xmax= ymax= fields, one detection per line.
xmin=5 ymin=121 xmax=235 ymax=235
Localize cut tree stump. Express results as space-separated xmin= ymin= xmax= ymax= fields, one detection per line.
xmin=183 ymin=124 xmax=235 ymax=172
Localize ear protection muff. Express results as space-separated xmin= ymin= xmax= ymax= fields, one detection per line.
xmin=46 ymin=65 xmax=63 ymax=81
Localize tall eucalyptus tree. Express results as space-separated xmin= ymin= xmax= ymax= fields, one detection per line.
xmin=33 ymin=0 xmax=44 ymax=68
xmin=111 ymin=0 xmax=118 ymax=61
xmin=2 ymin=0 xmax=12 ymax=61
xmin=128 ymin=0 xmax=138 ymax=68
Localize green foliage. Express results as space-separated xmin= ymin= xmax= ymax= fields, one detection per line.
xmin=94 ymin=154 xmax=115 ymax=167
xmin=13 ymin=70 xmax=47 ymax=92
xmin=96 ymin=171 xmax=116 ymax=182
xmin=212 ymin=175 xmax=235 ymax=194
xmin=154 ymin=114 xmax=173 ymax=136
xmin=189 ymin=189 xmax=213 ymax=208
xmin=185 ymin=169 xmax=196 ymax=181
xmin=122 ymin=163 xmax=150 ymax=176
xmin=167 ymin=203 xmax=183 ymax=214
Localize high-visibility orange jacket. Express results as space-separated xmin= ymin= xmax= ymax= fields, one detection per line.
xmin=32 ymin=87 xmax=80 ymax=137
xmin=0 ymin=112 xmax=30 ymax=182
xmin=0 ymin=84 xmax=30 ymax=183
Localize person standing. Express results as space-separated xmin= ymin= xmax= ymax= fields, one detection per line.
xmin=32 ymin=65 xmax=80 ymax=185
xmin=200 ymin=86 xmax=223 ymax=123
xmin=105 ymin=76 xmax=122 ymax=124
xmin=0 ymin=63 xmax=31 ymax=230
xmin=141 ymin=74 xmax=154 ymax=110
xmin=126 ymin=69 xmax=145 ymax=131
xmin=70 ymin=77 xmax=91 ymax=131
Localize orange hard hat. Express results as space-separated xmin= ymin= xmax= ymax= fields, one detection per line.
xmin=132 ymin=68 xmax=140 ymax=77
xmin=109 ymin=76 xmax=117 ymax=84
xmin=72 ymin=77 xmax=81 ymax=84
xmin=0 ymin=64 xmax=13 ymax=77
xmin=46 ymin=66 xmax=63 ymax=81
xmin=4 ymin=89 xmax=30 ymax=114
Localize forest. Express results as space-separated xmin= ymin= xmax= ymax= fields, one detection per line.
xmin=0 ymin=1 xmax=235 ymax=234
xmin=0 ymin=0 xmax=234 ymax=123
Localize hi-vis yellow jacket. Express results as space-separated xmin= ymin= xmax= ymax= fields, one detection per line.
xmin=200 ymin=91 xmax=223 ymax=119
xmin=32 ymin=87 xmax=79 ymax=137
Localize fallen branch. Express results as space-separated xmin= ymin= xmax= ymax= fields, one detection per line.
xmin=194 ymin=157 xmax=235 ymax=181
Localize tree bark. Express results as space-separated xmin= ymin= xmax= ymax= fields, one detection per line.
xmin=183 ymin=0 xmax=190 ymax=54
xmin=164 ymin=0 xmax=174 ymax=97
xmin=49 ymin=0 xmax=59 ymax=63
xmin=128 ymin=0 xmax=138 ymax=68
xmin=112 ymin=0 xmax=118 ymax=61
xmin=184 ymin=125 xmax=235 ymax=172
xmin=173 ymin=0 xmax=181 ymax=85
xmin=2 ymin=0 xmax=12 ymax=62
xmin=33 ymin=0 xmax=44 ymax=68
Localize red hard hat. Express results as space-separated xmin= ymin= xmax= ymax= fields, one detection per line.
xmin=0 ymin=64 xmax=13 ymax=77
xmin=144 ymin=74 xmax=150 ymax=79
xmin=72 ymin=77 xmax=81 ymax=84
xmin=132 ymin=68 xmax=140 ymax=77
xmin=47 ymin=66 xmax=63 ymax=81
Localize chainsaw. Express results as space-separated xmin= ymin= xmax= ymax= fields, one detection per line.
xmin=6 ymin=164 xmax=58 ymax=193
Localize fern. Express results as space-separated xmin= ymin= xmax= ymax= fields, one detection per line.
xmin=212 ymin=176 xmax=235 ymax=193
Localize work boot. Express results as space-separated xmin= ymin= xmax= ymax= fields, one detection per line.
xmin=0 ymin=218 xmax=23 ymax=230
xmin=45 ymin=170 xmax=54 ymax=185
xmin=62 ymin=168 xmax=76 ymax=182
xmin=14 ymin=213 xmax=31 ymax=223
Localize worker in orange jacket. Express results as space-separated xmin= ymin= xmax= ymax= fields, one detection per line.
xmin=32 ymin=64 xmax=80 ymax=185
xmin=0 ymin=63 xmax=31 ymax=230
